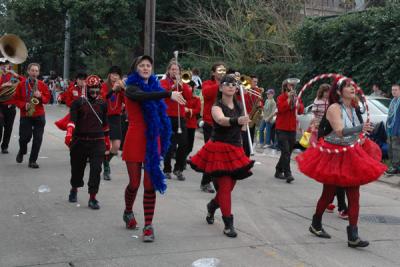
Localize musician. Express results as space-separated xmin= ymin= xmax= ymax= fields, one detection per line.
xmin=101 ymin=66 xmax=125 ymax=181
xmin=274 ymin=79 xmax=304 ymax=183
xmin=160 ymin=61 xmax=191 ymax=181
xmin=199 ymin=62 xmax=227 ymax=193
xmin=185 ymin=81 xmax=201 ymax=166
xmin=14 ymin=63 xmax=50 ymax=168
xmin=122 ymin=55 xmax=185 ymax=242
xmin=65 ymin=75 xmax=110 ymax=209
xmin=0 ymin=60 xmax=22 ymax=154
xmin=64 ymin=72 xmax=87 ymax=107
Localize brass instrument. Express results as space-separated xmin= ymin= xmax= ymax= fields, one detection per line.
xmin=27 ymin=79 xmax=39 ymax=117
xmin=0 ymin=34 xmax=28 ymax=102
xmin=173 ymin=51 xmax=182 ymax=134
xmin=181 ymin=70 xmax=192 ymax=84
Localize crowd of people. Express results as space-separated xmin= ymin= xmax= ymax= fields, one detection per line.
xmin=0 ymin=55 xmax=396 ymax=248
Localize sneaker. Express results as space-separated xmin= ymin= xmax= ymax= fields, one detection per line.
xmin=274 ymin=171 xmax=285 ymax=179
xmin=68 ymin=191 xmax=77 ymax=203
xmin=326 ymin=203 xmax=335 ymax=213
xmin=309 ymin=224 xmax=331 ymax=239
xmin=88 ymin=199 xmax=100 ymax=210
xmin=263 ymin=144 xmax=269 ymax=149
xmin=16 ymin=151 xmax=23 ymax=163
xmin=123 ymin=211 xmax=138 ymax=229
xmin=285 ymin=174 xmax=295 ymax=183
xmin=1 ymin=148 xmax=8 ymax=154
xmin=164 ymin=172 xmax=172 ymax=179
xmin=103 ymin=172 xmax=111 ymax=181
xmin=173 ymin=170 xmax=186 ymax=181
xmin=338 ymin=210 xmax=349 ymax=220
xmin=28 ymin=162 xmax=39 ymax=169
xmin=200 ymin=183 xmax=215 ymax=193
xmin=142 ymin=225 xmax=155 ymax=242
xmin=385 ymin=167 xmax=400 ymax=175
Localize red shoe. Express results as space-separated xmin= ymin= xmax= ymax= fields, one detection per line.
xmin=338 ymin=210 xmax=349 ymax=220
xmin=326 ymin=203 xmax=335 ymax=213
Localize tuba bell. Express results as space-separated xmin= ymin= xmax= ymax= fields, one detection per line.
xmin=181 ymin=70 xmax=192 ymax=84
xmin=0 ymin=34 xmax=28 ymax=64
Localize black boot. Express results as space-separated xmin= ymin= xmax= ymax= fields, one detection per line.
xmin=222 ymin=215 xmax=237 ymax=238
xmin=309 ymin=215 xmax=331 ymax=239
xmin=206 ymin=199 xmax=219 ymax=224
xmin=347 ymin=225 xmax=369 ymax=248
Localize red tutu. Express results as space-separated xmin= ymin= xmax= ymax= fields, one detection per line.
xmin=296 ymin=138 xmax=387 ymax=187
xmin=55 ymin=113 xmax=70 ymax=131
xmin=188 ymin=141 xmax=254 ymax=180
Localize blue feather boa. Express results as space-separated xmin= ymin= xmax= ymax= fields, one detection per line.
xmin=125 ymin=72 xmax=172 ymax=193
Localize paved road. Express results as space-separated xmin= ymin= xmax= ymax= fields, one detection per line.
xmin=1 ymin=105 xmax=400 ymax=267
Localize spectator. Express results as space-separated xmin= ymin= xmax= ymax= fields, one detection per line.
xmin=191 ymin=68 xmax=202 ymax=90
xmin=258 ymin=89 xmax=276 ymax=148
xmin=370 ymin=84 xmax=385 ymax=97
xmin=385 ymin=84 xmax=400 ymax=175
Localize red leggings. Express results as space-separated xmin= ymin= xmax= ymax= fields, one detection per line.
xmin=125 ymin=162 xmax=156 ymax=226
xmin=214 ymin=176 xmax=236 ymax=217
xmin=315 ymin=184 xmax=360 ymax=226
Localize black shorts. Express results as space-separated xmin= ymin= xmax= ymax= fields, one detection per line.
xmin=108 ymin=115 xmax=122 ymax=140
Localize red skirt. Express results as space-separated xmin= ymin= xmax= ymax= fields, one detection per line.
xmin=55 ymin=113 xmax=70 ymax=131
xmin=188 ymin=141 xmax=254 ymax=180
xmin=296 ymin=138 xmax=387 ymax=187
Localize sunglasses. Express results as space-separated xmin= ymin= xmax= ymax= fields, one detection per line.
xmin=222 ymin=82 xmax=237 ymax=87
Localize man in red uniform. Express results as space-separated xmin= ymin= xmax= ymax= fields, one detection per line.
xmin=275 ymin=79 xmax=304 ymax=183
xmin=64 ymin=73 xmax=87 ymax=107
xmin=160 ymin=61 xmax=191 ymax=181
xmin=101 ymin=66 xmax=125 ymax=180
xmin=185 ymin=81 xmax=201 ymax=166
xmin=200 ymin=62 xmax=226 ymax=193
xmin=14 ymin=63 xmax=50 ymax=168
xmin=0 ymin=60 xmax=22 ymax=154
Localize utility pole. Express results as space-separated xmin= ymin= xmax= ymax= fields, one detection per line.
xmin=63 ymin=10 xmax=71 ymax=81
xmin=144 ymin=0 xmax=156 ymax=60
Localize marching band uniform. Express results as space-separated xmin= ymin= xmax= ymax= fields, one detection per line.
xmin=14 ymin=71 xmax=50 ymax=168
xmin=101 ymin=66 xmax=125 ymax=180
xmin=65 ymin=75 xmax=110 ymax=210
xmin=185 ymin=86 xmax=201 ymax=161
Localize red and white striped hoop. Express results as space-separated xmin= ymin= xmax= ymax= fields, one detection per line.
xmin=295 ymin=73 xmax=369 ymax=153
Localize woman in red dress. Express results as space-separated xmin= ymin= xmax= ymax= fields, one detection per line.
xmin=122 ymin=55 xmax=186 ymax=242
xmin=189 ymin=75 xmax=254 ymax=238
xmin=296 ymin=78 xmax=387 ymax=248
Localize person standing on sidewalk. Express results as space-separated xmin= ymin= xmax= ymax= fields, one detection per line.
xmin=14 ymin=63 xmax=50 ymax=168
xmin=189 ymin=74 xmax=254 ymax=238
xmin=65 ymin=75 xmax=110 ymax=209
xmin=199 ymin=62 xmax=227 ymax=193
xmin=274 ymin=79 xmax=304 ymax=183
xmin=160 ymin=61 xmax=191 ymax=181
xmin=258 ymin=89 xmax=276 ymax=148
xmin=122 ymin=55 xmax=186 ymax=242
xmin=385 ymin=84 xmax=400 ymax=175
xmin=101 ymin=66 xmax=125 ymax=181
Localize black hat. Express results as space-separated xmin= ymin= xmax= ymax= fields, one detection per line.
xmin=130 ymin=55 xmax=154 ymax=73
xmin=75 ymin=72 xmax=87 ymax=80
xmin=220 ymin=74 xmax=237 ymax=85
xmin=108 ymin=65 xmax=122 ymax=77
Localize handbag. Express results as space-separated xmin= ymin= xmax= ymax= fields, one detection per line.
xmin=299 ymin=131 xmax=311 ymax=148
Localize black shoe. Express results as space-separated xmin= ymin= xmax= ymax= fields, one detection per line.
xmin=164 ymin=172 xmax=172 ymax=179
xmin=206 ymin=199 xmax=219 ymax=224
xmin=88 ymin=199 xmax=100 ymax=210
xmin=274 ymin=171 xmax=285 ymax=179
xmin=285 ymin=174 xmax=295 ymax=183
xmin=347 ymin=225 xmax=369 ymax=248
xmin=385 ymin=167 xmax=400 ymax=175
xmin=200 ymin=183 xmax=215 ymax=193
xmin=68 ymin=191 xmax=77 ymax=203
xmin=28 ymin=162 xmax=39 ymax=169
xmin=103 ymin=172 xmax=111 ymax=181
xmin=309 ymin=215 xmax=331 ymax=239
xmin=1 ymin=148 xmax=8 ymax=154
xmin=16 ymin=151 xmax=23 ymax=163
xmin=173 ymin=170 xmax=186 ymax=181
xmin=222 ymin=215 xmax=238 ymax=238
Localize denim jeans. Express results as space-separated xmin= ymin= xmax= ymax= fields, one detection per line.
xmin=259 ymin=120 xmax=272 ymax=145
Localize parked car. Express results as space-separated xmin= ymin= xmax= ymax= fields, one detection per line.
xmin=296 ymin=96 xmax=391 ymax=141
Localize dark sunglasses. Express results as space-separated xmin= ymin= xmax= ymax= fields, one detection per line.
xmin=222 ymin=82 xmax=237 ymax=87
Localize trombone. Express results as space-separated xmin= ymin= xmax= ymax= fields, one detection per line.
xmin=173 ymin=51 xmax=183 ymax=134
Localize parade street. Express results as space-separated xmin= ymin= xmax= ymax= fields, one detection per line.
xmin=1 ymin=105 xmax=400 ymax=267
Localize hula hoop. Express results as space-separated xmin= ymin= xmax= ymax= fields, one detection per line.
xmin=295 ymin=73 xmax=369 ymax=153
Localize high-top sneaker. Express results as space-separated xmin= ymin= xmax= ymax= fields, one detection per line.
xmin=206 ymin=199 xmax=219 ymax=224
xmin=309 ymin=215 xmax=331 ymax=238
xmin=222 ymin=215 xmax=237 ymax=238
xmin=143 ymin=225 xmax=155 ymax=242
xmin=347 ymin=225 xmax=369 ymax=248
xmin=123 ymin=211 xmax=138 ymax=229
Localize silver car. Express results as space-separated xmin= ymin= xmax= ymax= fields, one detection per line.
xmin=296 ymin=96 xmax=391 ymax=140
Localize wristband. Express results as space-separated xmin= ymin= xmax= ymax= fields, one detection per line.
xmin=229 ymin=117 xmax=239 ymax=126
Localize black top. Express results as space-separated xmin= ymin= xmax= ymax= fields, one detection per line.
xmin=70 ymin=97 xmax=108 ymax=138
xmin=318 ymin=106 xmax=363 ymax=138
xmin=125 ymin=85 xmax=172 ymax=102
xmin=211 ymin=99 xmax=243 ymax=147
